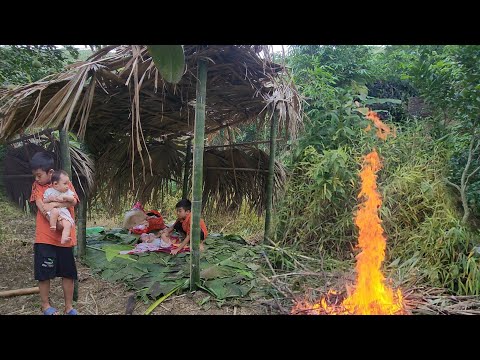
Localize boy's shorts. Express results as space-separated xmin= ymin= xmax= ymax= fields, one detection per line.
xmin=34 ymin=243 xmax=78 ymax=281
xmin=172 ymin=222 xmax=205 ymax=240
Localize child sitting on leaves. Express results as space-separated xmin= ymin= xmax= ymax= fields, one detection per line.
xmin=158 ymin=199 xmax=208 ymax=255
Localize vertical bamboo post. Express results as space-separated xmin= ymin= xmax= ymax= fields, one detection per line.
xmin=182 ymin=138 xmax=192 ymax=199
xmin=264 ymin=111 xmax=278 ymax=243
xmin=59 ymin=129 xmax=78 ymax=301
xmin=59 ymin=130 xmax=72 ymax=178
xmin=76 ymin=189 xmax=87 ymax=259
xmin=190 ymin=59 xmax=207 ymax=290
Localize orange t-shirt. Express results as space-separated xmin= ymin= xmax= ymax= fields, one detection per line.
xmin=30 ymin=181 xmax=79 ymax=247
xmin=181 ymin=212 xmax=208 ymax=239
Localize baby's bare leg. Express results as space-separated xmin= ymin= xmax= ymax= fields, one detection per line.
xmin=49 ymin=208 xmax=60 ymax=231
xmin=161 ymin=232 xmax=172 ymax=244
xmin=60 ymin=220 xmax=72 ymax=244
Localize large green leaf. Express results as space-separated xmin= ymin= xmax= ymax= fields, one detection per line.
xmin=86 ymin=226 xmax=105 ymax=236
xmin=147 ymin=45 xmax=185 ymax=84
xmin=103 ymin=244 xmax=135 ymax=261
xmin=246 ymin=263 xmax=260 ymax=271
xmin=223 ymin=234 xmax=248 ymax=244
xmin=203 ymin=278 xmax=254 ymax=300
xmin=114 ymin=233 xmax=138 ymax=245
xmin=218 ymin=258 xmax=248 ymax=270
xmin=200 ymin=265 xmax=230 ymax=280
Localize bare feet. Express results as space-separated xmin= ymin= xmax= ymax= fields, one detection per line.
xmin=61 ymin=237 xmax=71 ymax=244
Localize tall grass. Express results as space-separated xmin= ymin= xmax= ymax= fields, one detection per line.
xmin=274 ymin=120 xmax=480 ymax=294
xmin=381 ymin=122 xmax=480 ymax=294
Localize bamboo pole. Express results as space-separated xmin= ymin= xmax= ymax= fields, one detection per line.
xmin=59 ymin=129 xmax=78 ymax=301
xmin=264 ymin=111 xmax=278 ymax=243
xmin=59 ymin=129 xmax=72 ymax=178
xmin=77 ymin=192 xmax=87 ymax=258
xmin=190 ymin=58 xmax=207 ymax=291
xmin=182 ymin=138 xmax=192 ymax=199
xmin=0 ymin=287 xmax=40 ymax=298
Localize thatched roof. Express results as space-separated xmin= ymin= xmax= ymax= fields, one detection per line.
xmin=2 ymin=133 xmax=94 ymax=212
xmin=0 ymin=45 xmax=302 ymax=213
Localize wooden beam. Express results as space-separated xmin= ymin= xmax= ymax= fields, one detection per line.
xmin=206 ymin=167 xmax=268 ymax=173
xmin=204 ymin=139 xmax=284 ymax=149
xmin=5 ymin=128 xmax=54 ymax=145
xmin=205 ymin=117 xmax=249 ymax=134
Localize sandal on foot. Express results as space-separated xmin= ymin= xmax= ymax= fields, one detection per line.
xmin=65 ymin=308 xmax=78 ymax=315
xmin=43 ymin=307 xmax=58 ymax=315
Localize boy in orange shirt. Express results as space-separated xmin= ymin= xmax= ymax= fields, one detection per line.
xmin=30 ymin=152 xmax=79 ymax=315
xmin=159 ymin=199 xmax=208 ymax=255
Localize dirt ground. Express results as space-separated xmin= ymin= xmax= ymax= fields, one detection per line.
xmin=0 ymin=197 xmax=268 ymax=315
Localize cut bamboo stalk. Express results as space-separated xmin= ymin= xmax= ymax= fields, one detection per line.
xmin=0 ymin=287 xmax=40 ymax=298
xmin=190 ymin=58 xmax=207 ymax=290
xmin=59 ymin=129 xmax=77 ymax=301
xmin=264 ymin=111 xmax=278 ymax=243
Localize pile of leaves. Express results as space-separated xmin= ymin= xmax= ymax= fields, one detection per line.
xmin=84 ymin=228 xmax=266 ymax=308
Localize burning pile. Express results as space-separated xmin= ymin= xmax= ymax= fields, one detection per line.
xmin=291 ymin=110 xmax=406 ymax=315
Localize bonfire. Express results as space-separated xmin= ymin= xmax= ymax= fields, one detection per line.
xmin=291 ymin=110 xmax=406 ymax=315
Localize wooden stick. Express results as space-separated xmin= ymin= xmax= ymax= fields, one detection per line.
xmin=271 ymin=272 xmax=325 ymax=278
xmin=204 ymin=139 xmax=284 ymax=149
xmin=5 ymin=128 xmax=54 ymax=145
xmin=0 ymin=287 xmax=40 ymax=298
xmin=125 ymin=294 xmax=136 ymax=315
xmin=206 ymin=167 xmax=268 ymax=173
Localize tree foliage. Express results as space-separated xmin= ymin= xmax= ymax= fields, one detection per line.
xmin=0 ymin=45 xmax=79 ymax=86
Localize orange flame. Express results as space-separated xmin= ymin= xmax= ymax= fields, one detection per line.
xmin=365 ymin=111 xmax=396 ymax=140
xmin=291 ymin=111 xmax=405 ymax=315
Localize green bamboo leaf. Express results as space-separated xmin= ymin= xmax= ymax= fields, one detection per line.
xmin=144 ymin=279 xmax=189 ymax=315
xmin=198 ymin=295 xmax=211 ymax=306
xmin=246 ymin=263 xmax=260 ymax=271
xmin=147 ymin=45 xmax=185 ymax=84
xmin=355 ymin=107 xmax=369 ymax=115
xmin=363 ymin=97 xmax=402 ymax=105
